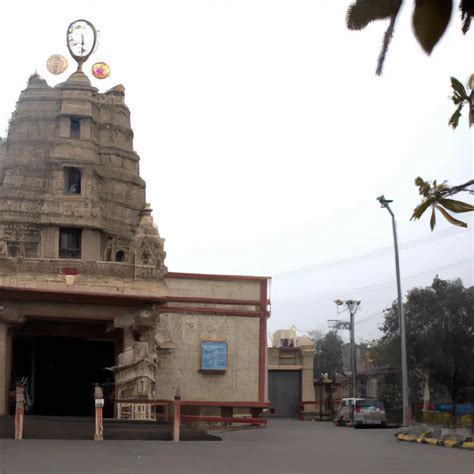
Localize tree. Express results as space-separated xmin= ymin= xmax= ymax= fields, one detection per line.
xmin=346 ymin=1 xmax=474 ymax=229
xmin=346 ymin=0 xmax=474 ymax=76
xmin=448 ymin=76 xmax=474 ymax=129
xmin=377 ymin=277 xmax=474 ymax=426
xmin=310 ymin=330 xmax=344 ymax=380
xmin=411 ymin=176 xmax=474 ymax=229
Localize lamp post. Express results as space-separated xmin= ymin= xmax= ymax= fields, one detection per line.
xmin=377 ymin=195 xmax=411 ymax=426
xmin=346 ymin=300 xmax=360 ymax=400
xmin=334 ymin=299 xmax=361 ymax=400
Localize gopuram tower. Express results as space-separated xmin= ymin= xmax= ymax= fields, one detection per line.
xmin=0 ymin=20 xmax=270 ymax=421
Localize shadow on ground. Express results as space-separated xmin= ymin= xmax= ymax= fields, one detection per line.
xmin=0 ymin=416 xmax=221 ymax=441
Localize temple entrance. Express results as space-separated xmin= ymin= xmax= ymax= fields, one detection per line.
xmin=11 ymin=319 xmax=117 ymax=417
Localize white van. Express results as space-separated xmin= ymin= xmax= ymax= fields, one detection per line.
xmin=335 ymin=398 xmax=387 ymax=428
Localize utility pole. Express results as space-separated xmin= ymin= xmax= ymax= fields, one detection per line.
xmin=349 ymin=306 xmax=356 ymax=399
xmin=333 ymin=299 xmax=361 ymax=399
xmin=377 ymin=195 xmax=411 ymax=426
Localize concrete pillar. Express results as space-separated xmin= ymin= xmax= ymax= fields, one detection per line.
xmin=81 ymin=118 xmax=91 ymax=140
xmin=301 ymin=348 xmax=316 ymax=402
xmin=0 ymin=322 xmax=9 ymax=415
xmin=59 ymin=116 xmax=70 ymax=138
xmin=41 ymin=226 xmax=59 ymax=258
xmin=82 ymin=229 xmax=101 ymax=260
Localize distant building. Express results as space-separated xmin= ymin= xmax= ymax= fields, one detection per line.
xmin=337 ymin=343 xmax=389 ymax=399
xmin=267 ymin=329 xmax=315 ymax=417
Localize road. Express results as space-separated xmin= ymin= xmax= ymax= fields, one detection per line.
xmin=0 ymin=419 xmax=472 ymax=473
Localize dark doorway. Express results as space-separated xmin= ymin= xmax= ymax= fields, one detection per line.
xmin=12 ymin=335 xmax=114 ymax=416
xmin=268 ymin=370 xmax=302 ymax=417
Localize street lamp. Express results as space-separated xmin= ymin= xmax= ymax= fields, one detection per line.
xmin=335 ymin=299 xmax=361 ymax=399
xmin=377 ymin=195 xmax=411 ymax=426
xmin=346 ymin=300 xmax=360 ymax=400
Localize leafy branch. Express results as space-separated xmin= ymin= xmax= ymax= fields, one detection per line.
xmin=347 ymin=0 xmax=474 ymax=76
xmin=449 ymin=76 xmax=474 ymax=128
xmin=411 ymin=177 xmax=474 ymax=229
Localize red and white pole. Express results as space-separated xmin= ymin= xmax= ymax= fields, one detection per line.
xmin=173 ymin=389 xmax=181 ymax=442
xmin=15 ymin=383 xmax=24 ymax=440
xmin=94 ymin=385 xmax=104 ymax=441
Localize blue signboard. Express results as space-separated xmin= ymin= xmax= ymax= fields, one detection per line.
xmin=201 ymin=341 xmax=227 ymax=371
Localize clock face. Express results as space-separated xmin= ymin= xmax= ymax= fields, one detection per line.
xmin=66 ymin=19 xmax=96 ymax=62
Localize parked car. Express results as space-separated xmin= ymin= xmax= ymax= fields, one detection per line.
xmin=335 ymin=398 xmax=387 ymax=428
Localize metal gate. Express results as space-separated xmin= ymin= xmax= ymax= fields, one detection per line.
xmin=268 ymin=370 xmax=302 ymax=417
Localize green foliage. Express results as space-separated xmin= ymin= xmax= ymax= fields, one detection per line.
xmin=346 ymin=4 xmax=474 ymax=229
xmin=346 ymin=0 xmax=402 ymax=30
xmin=376 ymin=277 xmax=474 ymax=407
xmin=460 ymin=0 xmax=474 ymax=33
xmin=347 ymin=0 xmax=402 ymax=75
xmin=412 ymin=0 xmax=452 ymax=54
xmin=311 ymin=330 xmax=344 ymax=380
xmin=377 ymin=379 xmax=402 ymax=412
xmin=448 ymin=76 xmax=474 ymax=129
xmin=411 ymin=177 xmax=474 ymax=229
xmin=346 ymin=0 xmax=474 ymax=74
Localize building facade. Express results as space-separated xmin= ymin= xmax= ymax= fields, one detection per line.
xmin=0 ymin=70 xmax=269 ymax=417
xmin=267 ymin=329 xmax=315 ymax=417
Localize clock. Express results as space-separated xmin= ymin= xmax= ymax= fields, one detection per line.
xmin=66 ymin=19 xmax=97 ymax=70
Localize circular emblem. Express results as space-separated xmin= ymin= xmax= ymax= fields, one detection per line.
xmin=91 ymin=62 xmax=110 ymax=79
xmin=46 ymin=54 xmax=68 ymax=75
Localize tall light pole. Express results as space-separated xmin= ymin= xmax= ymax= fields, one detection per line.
xmin=377 ymin=195 xmax=411 ymax=426
xmin=334 ymin=299 xmax=361 ymax=400
xmin=346 ymin=300 xmax=361 ymax=400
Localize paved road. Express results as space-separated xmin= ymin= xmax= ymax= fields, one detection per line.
xmin=0 ymin=419 xmax=472 ymax=473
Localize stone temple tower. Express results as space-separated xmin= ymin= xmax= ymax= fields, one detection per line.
xmin=0 ymin=21 xmax=270 ymax=420
xmin=0 ymin=70 xmax=167 ymax=276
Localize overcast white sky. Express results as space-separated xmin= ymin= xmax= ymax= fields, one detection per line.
xmin=1 ymin=1 xmax=473 ymax=342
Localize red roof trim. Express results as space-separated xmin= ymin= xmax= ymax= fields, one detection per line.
xmin=0 ymin=285 xmax=165 ymax=306
xmin=165 ymin=272 xmax=271 ymax=282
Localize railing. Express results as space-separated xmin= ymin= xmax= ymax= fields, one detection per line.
xmin=113 ymin=397 xmax=269 ymax=442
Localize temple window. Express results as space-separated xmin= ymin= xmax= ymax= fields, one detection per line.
xmin=70 ymin=118 xmax=81 ymax=139
xmin=142 ymin=251 xmax=151 ymax=265
xmin=115 ymin=250 xmax=125 ymax=262
xmin=64 ymin=167 xmax=81 ymax=194
xmin=59 ymin=228 xmax=82 ymax=259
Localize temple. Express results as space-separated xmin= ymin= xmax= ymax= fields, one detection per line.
xmin=0 ymin=66 xmax=269 ymax=419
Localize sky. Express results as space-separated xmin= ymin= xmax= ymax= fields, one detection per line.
xmin=1 ymin=1 xmax=473 ymax=342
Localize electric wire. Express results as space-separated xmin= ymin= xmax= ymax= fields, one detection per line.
xmin=338 ymin=256 xmax=473 ymax=298
xmin=276 ymin=227 xmax=470 ymax=278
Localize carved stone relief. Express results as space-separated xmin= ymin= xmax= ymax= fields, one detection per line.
xmin=0 ymin=224 xmax=40 ymax=258
xmin=112 ymin=307 xmax=173 ymax=400
xmin=103 ymin=233 xmax=132 ymax=263
xmin=134 ymin=208 xmax=167 ymax=279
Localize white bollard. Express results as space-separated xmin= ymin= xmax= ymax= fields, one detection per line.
xmin=15 ymin=383 xmax=24 ymax=440
xmin=94 ymin=385 xmax=104 ymax=441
